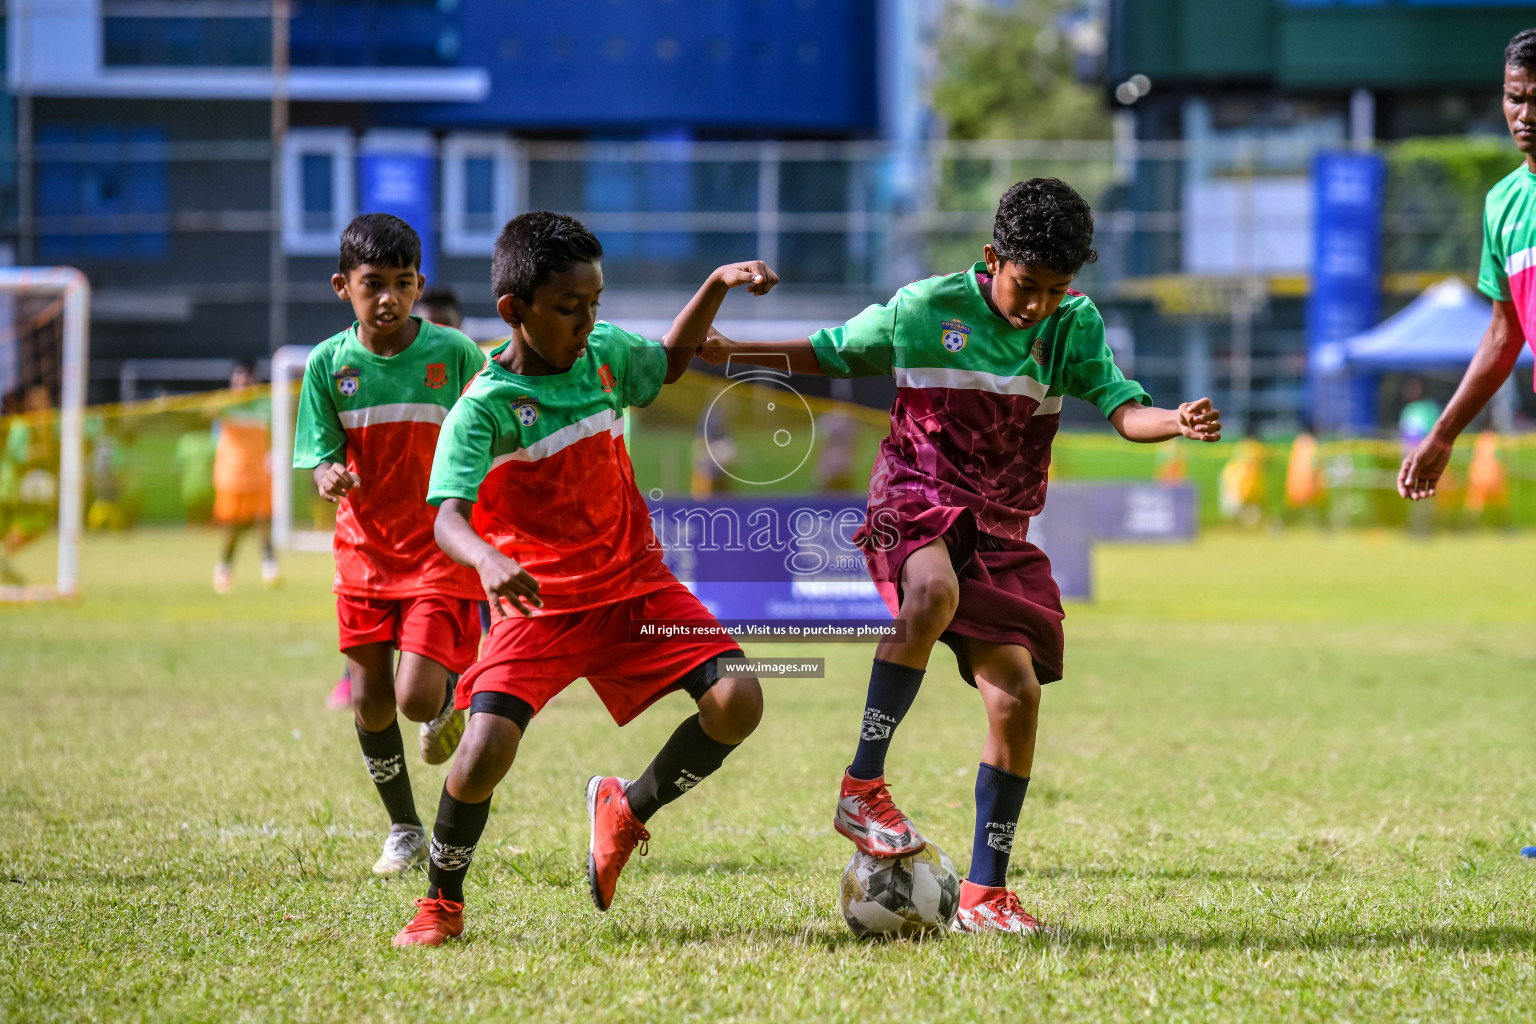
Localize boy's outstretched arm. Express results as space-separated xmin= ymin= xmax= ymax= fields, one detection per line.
xmin=660 ymin=260 xmax=779 ymax=383
xmin=697 ymin=327 xmax=826 ymax=376
xmin=434 ymin=498 xmax=543 ymax=621
xmin=1109 ymin=397 xmax=1222 ymax=443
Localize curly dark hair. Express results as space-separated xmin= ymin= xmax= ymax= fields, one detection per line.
xmin=492 ymin=211 xmax=604 ymax=302
xmin=1507 ymin=28 xmax=1536 ymax=72
xmin=991 ymin=177 xmax=1097 ymax=277
xmin=338 ymin=213 xmax=420 ymax=274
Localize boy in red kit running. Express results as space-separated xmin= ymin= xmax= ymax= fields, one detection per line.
xmin=391 ymin=212 xmax=769 ymax=946
xmin=294 ymin=214 xmax=488 ymax=876
xmin=705 ymin=179 xmax=1222 ymax=935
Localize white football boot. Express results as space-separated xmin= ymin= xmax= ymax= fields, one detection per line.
xmin=372 ymin=823 xmax=429 ymax=876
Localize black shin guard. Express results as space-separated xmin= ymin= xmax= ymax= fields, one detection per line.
xmin=426 ymin=785 xmax=492 ymax=903
xmin=625 ymin=714 xmax=738 ymax=823
xmin=356 ymin=719 xmax=420 ymax=826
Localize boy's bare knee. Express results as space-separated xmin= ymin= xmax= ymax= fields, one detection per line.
xmin=352 ymin=693 xmax=396 ymax=733
xmin=903 ymin=572 xmax=960 ymax=628
xmin=700 ymin=675 xmax=762 ymax=744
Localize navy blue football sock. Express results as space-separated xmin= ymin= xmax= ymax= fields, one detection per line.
xmin=847 ymin=659 xmax=925 ymax=781
xmin=968 ymin=763 xmax=1029 ymax=888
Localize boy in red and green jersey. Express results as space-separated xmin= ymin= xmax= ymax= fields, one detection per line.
xmin=392 ymin=212 xmax=773 ymax=947
xmin=1397 ymin=31 xmax=1536 ymax=862
xmin=706 ymin=178 xmax=1222 ymax=935
xmin=292 ymin=213 xmax=487 ymax=878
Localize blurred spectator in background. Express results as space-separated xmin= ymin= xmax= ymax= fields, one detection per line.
xmin=175 ymin=425 xmax=216 ymax=525
xmin=691 ymin=399 xmax=738 ymax=498
xmin=212 ymin=361 xmax=277 ymax=594
xmin=1464 ymin=431 xmax=1510 ymax=527
xmin=1154 ymin=444 xmax=1188 ymax=483
xmin=1397 ymin=378 xmax=1442 ymax=451
xmin=1 ymin=385 xmax=58 ymax=583
xmin=1284 ymin=433 xmax=1326 ymax=518
xmin=415 ymin=287 xmax=462 ymax=330
xmin=1399 ymin=379 xmax=1448 ymax=535
xmin=1219 ymin=438 xmax=1266 ymax=527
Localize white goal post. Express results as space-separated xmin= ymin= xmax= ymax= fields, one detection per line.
xmin=0 ymin=267 xmax=90 ymax=600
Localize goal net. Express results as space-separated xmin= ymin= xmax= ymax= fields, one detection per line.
xmin=0 ymin=268 xmax=90 ymax=601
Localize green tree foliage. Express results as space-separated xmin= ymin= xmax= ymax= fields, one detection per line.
xmin=929 ymin=0 xmax=1111 ymax=141
xmin=1384 ymin=136 xmax=1521 ymax=276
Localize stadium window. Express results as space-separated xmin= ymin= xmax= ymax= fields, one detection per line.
xmin=442 ymin=135 xmax=521 ymax=256
xmin=38 ymin=126 xmax=169 ymax=262
xmin=282 ymin=129 xmax=354 ymax=256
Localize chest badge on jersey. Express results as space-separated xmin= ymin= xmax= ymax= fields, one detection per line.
xmin=598 ymin=363 xmax=616 ymax=393
xmin=1031 ymin=338 xmax=1048 ymax=365
xmin=424 ymin=363 xmax=447 ymax=389
xmin=512 ymin=396 xmax=539 ymax=427
xmin=939 ymin=319 xmax=970 ymax=353
xmin=333 ymin=365 xmax=361 ymax=397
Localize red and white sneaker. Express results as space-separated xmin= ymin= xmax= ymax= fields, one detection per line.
xmin=585 ymin=776 xmax=650 ymax=911
xmin=949 ymin=881 xmax=1046 ymax=936
xmin=391 ymin=896 xmax=464 ymax=947
xmin=834 ymin=770 xmax=926 ymax=858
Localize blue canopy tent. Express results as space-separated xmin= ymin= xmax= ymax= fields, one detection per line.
xmin=1311 ymin=278 xmax=1533 ymax=431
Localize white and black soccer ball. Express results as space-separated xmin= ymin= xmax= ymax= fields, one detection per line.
xmin=840 ymin=843 xmax=960 ymax=939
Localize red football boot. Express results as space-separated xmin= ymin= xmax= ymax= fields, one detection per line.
xmin=585 ymin=776 xmax=650 ymax=911
xmin=391 ymin=896 xmax=464 ymax=947
xmin=833 ymin=769 xmax=926 ymax=858
xmin=949 ymin=881 xmax=1046 ymax=936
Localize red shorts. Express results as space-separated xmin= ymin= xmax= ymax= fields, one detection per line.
xmin=457 ymin=584 xmax=743 ymax=726
xmin=860 ymin=494 xmax=1065 ymax=685
xmin=336 ymin=593 xmax=482 ymax=674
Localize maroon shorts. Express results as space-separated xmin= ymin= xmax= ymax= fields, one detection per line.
xmin=336 ymin=593 xmax=482 ymax=674
xmin=860 ymin=495 xmax=1065 ymax=685
xmin=457 ymin=584 xmax=743 ymax=726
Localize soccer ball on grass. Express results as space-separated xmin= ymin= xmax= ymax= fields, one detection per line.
xmin=839 ymin=842 xmax=960 ymax=939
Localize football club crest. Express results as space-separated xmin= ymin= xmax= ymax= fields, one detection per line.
xmin=598 ymin=363 xmax=617 ymax=393
xmin=511 ymin=396 xmax=539 ymax=427
xmin=1031 ymin=338 xmax=1047 ymax=365
xmin=333 ymin=365 xmax=360 ymax=397
xmin=424 ymin=362 xmax=447 ymax=389
xmin=939 ymin=319 xmax=970 ymax=353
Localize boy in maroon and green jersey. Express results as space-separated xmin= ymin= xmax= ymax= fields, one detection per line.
xmin=1397 ymin=30 xmax=1536 ymax=862
xmin=392 ymin=212 xmax=772 ymax=947
xmin=706 ymin=178 xmax=1222 ymax=935
xmin=293 ymin=213 xmax=488 ymax=878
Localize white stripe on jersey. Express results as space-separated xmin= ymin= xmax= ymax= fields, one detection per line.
xmin=489 ymin=409 xmax=621 ymax=468
xmin=338 ymin=403 xmax=449 ymax=430
xmin=1506 ymin=245 xmax=1536 ymax=278
xmin=894 ymin=364 xmax=1052 ymax=402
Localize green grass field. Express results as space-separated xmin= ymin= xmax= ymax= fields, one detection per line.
xmin=2 ymin=529 xmax=1534 ymax=1022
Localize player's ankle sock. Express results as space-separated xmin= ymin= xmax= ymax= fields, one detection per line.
xmin=426 ymin=785 xmax=491 ymax=903
xmin=355 ymin=719 xmax=420 ymax=827
xmin=625 ymin=714 xmax=738 ymax=823
xmin=847 ymin=659 xmax=925 ymax=780
xmin=441 ymin=674 xmax=458 ymax=714
xmin=968 ymin=762 xmax=1029 ymax=888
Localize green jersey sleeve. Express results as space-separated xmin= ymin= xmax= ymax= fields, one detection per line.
xmin=810 ymin=299 xmax=897 ymax=378
xmin=455 ymin=331 xmax=488 ymax=386
xmin=614 ymin=328 xmax=669 ymax=409
xmin=427 ymin=397 xmax=498 ymax=506
xmin=1478 ymin=194 xmax=1511 ymax=302
xmin=1058 ymin=303 xmax=1151 ymax=418
xmin=292 ymin=349 xmax=347 ymax=469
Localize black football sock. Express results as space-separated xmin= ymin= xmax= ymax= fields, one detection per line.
xmin=426 ymin=785 xmax=492 ymax=903
xmin=968 ymin=762 xmax=1029 ymax=888
xmin=624 ymin=714 xmax=739 ymax=823
xmin=847 ymin=659 xmax=925 ymax=780
xmin=355 ymin=719 xmax=420 ymax=827
xmin=440 ymin=674 xmax=458 ymax=715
